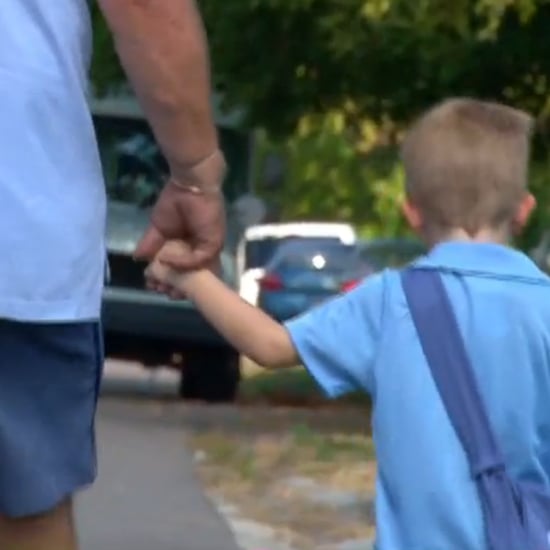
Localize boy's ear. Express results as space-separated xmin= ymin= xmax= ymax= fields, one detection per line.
xmin=402 ymin=200 xmax=423 ymax=232
xmin=513 ymin=193 xmax=536 ymax=234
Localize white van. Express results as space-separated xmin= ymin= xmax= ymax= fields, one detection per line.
xmin=237 ymin=222 xmax=357 ymax=305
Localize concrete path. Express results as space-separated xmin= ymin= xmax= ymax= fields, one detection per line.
xmin=76 ymin=397 xmax=240 ymax=550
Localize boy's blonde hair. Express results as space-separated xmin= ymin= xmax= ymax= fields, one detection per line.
xmin=401 ymin=98 xmax=533 ymax=234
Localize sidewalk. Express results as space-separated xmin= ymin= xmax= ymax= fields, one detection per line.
xmin=76 ymin=400 xmax=241 ymax=550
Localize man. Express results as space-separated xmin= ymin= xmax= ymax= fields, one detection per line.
xmin=0 ymin=1 xmax=225 ymax=549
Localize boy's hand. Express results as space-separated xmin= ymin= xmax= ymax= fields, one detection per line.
xmin=145 ymin=241 xmax=190 ymax=298
xmin=148 ymin=240 xmax=298 ymax=369
xmin=146 ymin=240 xmax=218 ymax=299
xmin=145 ymin=258 xmax=175 ymax=292
xmin=145 ymin=261 xmax=183 ymax=299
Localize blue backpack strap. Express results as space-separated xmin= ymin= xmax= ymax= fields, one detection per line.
xmin=401 ymin=268 xmax=549 ymax=550
xmin=400 ymin=268 xmax=505 ymax=478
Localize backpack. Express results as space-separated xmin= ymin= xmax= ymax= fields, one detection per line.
xmin=401 ymin=267 xmax=550 ymax=550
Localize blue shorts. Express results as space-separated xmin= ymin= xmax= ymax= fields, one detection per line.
xmin=0 ymin=320 xmax=103 ymax=518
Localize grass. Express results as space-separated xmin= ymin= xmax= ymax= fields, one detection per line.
xmin=238 ymin=359 xmax=371 ymax=408
xmin=187 ymin=407 xmax=376 ymax=549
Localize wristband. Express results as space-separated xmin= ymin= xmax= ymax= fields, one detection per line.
xmin=170 ymin=149 xmax=226 ymax=196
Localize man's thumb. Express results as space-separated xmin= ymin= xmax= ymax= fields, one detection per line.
xmin=134 ymin=225 xmax=165 ymax=260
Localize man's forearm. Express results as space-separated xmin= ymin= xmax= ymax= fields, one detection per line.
xmin=98 ymin=0 xmax=219 ymax=177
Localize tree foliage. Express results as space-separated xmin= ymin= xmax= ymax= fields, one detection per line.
xmin=90 ymin=3 xmax=122 ymax=94
xmin=91 ymin=0 xmax=550 ymax=246
xmin=93 ymin=1 xmax=550 ymax=130
xmin=200 ymin=0 xmax=550 ymax=133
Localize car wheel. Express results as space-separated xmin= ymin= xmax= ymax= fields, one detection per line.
xmin=179 ymin=347 xmax=241 ymax=403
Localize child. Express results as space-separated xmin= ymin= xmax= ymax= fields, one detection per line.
xmin=146 ymin=98 xmax=550 ymax=550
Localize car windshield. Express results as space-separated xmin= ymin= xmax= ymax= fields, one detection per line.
xmin=94 ymin=114 xmax=252 ymax=208
xmin=94 ymin=115 xmax=167 ymax=207
xmin=268 ymin=242 xmax=361 ymax=272
xmin=245 ymin=238 xmax=285 ymax=270
xmin=245 ymin=236 xmax=345 ymax=270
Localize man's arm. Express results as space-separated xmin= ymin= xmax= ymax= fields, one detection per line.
xmin=98 ymin=0 xmax=227 ymax=269
xmin=97 ymin=0 xmax=217 ymax=172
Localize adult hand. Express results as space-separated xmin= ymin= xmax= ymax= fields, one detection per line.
xmin=134 ymin=150 xmax=226 ymax=270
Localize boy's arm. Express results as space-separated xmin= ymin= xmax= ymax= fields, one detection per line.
xmin=147 ymin=244 xmax=386 ymax=397
xmin=158 ymin=269 xmax=299 ymax=368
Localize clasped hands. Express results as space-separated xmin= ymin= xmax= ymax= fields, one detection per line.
xmin=133 ymin=150 xmax=226 ymax=299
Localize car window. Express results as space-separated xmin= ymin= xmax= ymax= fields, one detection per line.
xmin=269 ymin=243 xmax=360 ymax=272
xmin=244 ymin=236 xmax=343 ymax=270
xmin=94 ymin=116 xmax=167 ymax=208
xmin=245 ymin=238 xmax=284 ymax=270
xmin=94 ymin=115 xmax=253 ymax=208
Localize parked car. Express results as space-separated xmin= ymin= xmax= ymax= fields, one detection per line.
xmin=103 ymin=202 xmax=239 ymax=400
xmin=257 ymin=240 xmax=371 ymax=321
xmin=93 ymin=92 xmax=254 ymax=402
xmin=237 ymin=222 xmax=357 ymax=306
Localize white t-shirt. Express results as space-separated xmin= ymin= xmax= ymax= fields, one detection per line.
xmin=0 ymin=1 xmax=106 ymax=321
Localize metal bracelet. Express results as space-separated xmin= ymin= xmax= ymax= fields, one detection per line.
xmin=169 ymin=178 xmax=223 ymax=196
xmin=169 ymin=149 xmax=226 ymax=195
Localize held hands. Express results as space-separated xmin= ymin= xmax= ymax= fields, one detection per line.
xmin=145 ymin=241 xmax=190 ymax=299
xmin=135 ymin=186 xmax=225 ymax=270
xmin=145 ymin=241 xmax=217 ymax=300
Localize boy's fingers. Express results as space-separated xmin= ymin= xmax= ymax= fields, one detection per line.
xmin=144 ymin=265 xmax=155 ymax=279
xmin=144 ymin=264 xmax=162 ymax=282
xmin=146 ymin=278 xmax=173 ymax=295
xmin=145 ymin=261 xmax=186 ymax=299
xmin=168 ymin=288 xmax=187 ymax=300
xmin=145 ymin=275 xmax=164 ymax=293
xmin=146 ymin=274 xmax=185 ymax=299
xmin=145 ymin=263 xmax=171 ymax=289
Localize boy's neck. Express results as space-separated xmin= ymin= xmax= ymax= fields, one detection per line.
xmin=423 ymin=226 xmax=510 ymax=248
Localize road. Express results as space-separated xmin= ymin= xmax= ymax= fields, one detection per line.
xmin=75 ymin=360 xmax=241 ymax=550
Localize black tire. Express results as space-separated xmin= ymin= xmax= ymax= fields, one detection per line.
xmin=179 ymin=347 xmax=241 ymax=402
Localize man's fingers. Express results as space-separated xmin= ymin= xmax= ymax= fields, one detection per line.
xmin=134 ymin=225 xmax=166 ymax=260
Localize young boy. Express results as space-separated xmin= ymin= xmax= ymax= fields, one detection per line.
xmin=147 ymin=98 xmax=550 ymax=550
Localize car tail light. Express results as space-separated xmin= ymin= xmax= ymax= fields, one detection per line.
xmin=259 ymin=273 xmax=283 ymax=291
xmin=341 ymin=279 xmax=359 ymax=292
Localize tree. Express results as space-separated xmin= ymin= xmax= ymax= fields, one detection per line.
xmin=93 ymin=1 xmax=550 ymax=131
xmin=90 ymin=3 xmax=122 ymax=94
xmin=199 ymin=0 xmax=550 ymax=133
xmin=91 ymin=1 xmax=550 ymax=246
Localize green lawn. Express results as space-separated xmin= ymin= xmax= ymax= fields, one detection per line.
xmin=238 ymin=361 xmax=370 ymax=407
xmin=188 ymin=412 xmax=375 ymax=549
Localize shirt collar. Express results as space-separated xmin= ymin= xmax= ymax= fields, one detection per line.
xmin=414 ymin=241 xmax=547 ymax=280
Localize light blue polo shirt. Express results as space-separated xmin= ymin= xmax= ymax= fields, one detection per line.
xmin=0 ymin=1 xmax=106 ymax=321
xmin=286 ymin=241 xmax=550 ymax=550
